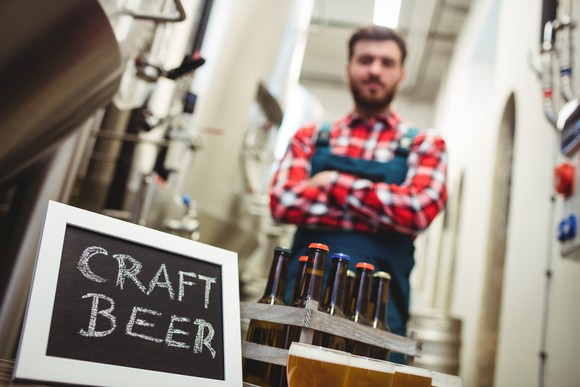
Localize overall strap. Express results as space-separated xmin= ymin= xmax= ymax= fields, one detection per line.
xmin=315 ymin=122 xmax=332 ymax=146
xmin=394 ymin=125 xmax=420 ymax=158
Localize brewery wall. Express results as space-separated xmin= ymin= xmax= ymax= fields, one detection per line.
xmin=435 ymin=0 xmax=580 ymax=386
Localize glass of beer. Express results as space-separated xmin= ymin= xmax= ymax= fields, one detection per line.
xmin=344 ymin=354 xmax=395 ymax=387
xmin=287 ymin=342 xmax=351 ymax=387
xmin=392 ymin=364 xmax=432 ymax=387
xmin=431 ymin=371 xmax=463 ymax=387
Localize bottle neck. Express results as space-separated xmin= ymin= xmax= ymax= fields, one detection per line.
xmin=290 ymin=260 xmax=308 ymax=305
xmin=349 ymin=268 xmax=373 ymax=325
xmin=260 ymin=251 xmax=290 ymax=305
xmin=371 ymin=278 xmax=390 ymax=330
xmin=295 ymin=248 xmax=327 ymax=307
xmin=322 ymin=259 xmax=349 ymax=317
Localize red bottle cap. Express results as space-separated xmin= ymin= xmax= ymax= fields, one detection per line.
xmin=356 ymin=262 xmax=375 ymax=271
xmin=299 ymin=255 xmax=309 ymax=262
xmin=308 ymin=242 xmax=329 ymax=252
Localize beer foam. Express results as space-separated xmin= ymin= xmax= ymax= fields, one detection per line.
xmin=394 ymin=364 xmax=432 ymax=378
xmin=289 ymin=343 xmax=350 ymax=366
xmin=349 ymin=355 xmax=395 ymax=374
xmin=432 ymin=372 xmax=463 ymax=387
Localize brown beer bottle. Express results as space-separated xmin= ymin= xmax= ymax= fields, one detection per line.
xmin=243 ymin=246 xmax=291 ymax=387
xmin=280 ymin=243 xmax=328 ymax=387
xmin=343 ymin=269 xmax=356 ymax=313
xmin=370 ymin=271 xmax=391 ymax=361
xmin=321 ymin=252 xmax=350 ymax=351
xmin=285 ymin=242 xmax=328 ymax=345
xmin=347 ymin=262 xmax=375 ymax=356
xmin=289 ymin=255 xmax=309 ymax=305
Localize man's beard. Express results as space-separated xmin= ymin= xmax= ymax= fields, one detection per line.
xmin=349 ymin=78 xmax=396 ymax=112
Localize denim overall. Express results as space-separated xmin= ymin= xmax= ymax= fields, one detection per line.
xmin=286 ymin=123 xmax=418 ymax=363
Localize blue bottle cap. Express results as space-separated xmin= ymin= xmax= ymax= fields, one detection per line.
xmin=331 ymin=252 xmax=350 ymax=261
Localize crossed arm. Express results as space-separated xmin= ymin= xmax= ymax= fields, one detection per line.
xmin=269 ymin=125 xmax=448 ymax=235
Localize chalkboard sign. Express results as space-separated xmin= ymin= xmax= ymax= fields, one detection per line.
xmin=14 ymin=201 xmax=242 ymax=386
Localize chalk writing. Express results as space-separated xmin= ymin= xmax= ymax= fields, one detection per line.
xmin=47 ymin=225 xmax=225 ymax=380
xmin=78 ymin=293 xmax=116 ymax=337
xmin=77 ymin=246 xmax=216 ymax=307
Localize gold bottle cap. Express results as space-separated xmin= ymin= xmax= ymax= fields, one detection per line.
xmin=373 ymin=271 xmax=391 ymax=280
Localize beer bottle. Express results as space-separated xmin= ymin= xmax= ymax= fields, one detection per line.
xmin=347 ymin=262 xmax=375 ymax=356
xmin=243 ymin=247 xmax=291 ymax=387
xmin=289 ymin=255 xmax=309 ymax=305
xmin=370 ymin=271 xmax=391 ymax=361
xmin=293 ymin=243 xmax=328 ymax=308
xmin=280 ymin=243 xmax=328 ymax=387
xmin=285 ymin=243 xmax=328 ymax=345
xmin=321 ymin=252 xmax=350 ymax=351
xmin=343 ymin=269 xmax=356 ymax=314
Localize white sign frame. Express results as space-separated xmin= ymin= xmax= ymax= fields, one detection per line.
xmin=13 ymin=200 xmax=242 ymax=386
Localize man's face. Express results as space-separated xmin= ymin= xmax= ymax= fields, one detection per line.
xmin=346 ymin=39 xmax=405 ymax=114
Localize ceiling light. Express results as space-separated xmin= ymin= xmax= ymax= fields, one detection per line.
xmin=373 ymin=0 xmax=401 ymax=28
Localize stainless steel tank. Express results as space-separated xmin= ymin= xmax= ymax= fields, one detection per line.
xmin=0 ymin=0 xmax=123 ymax=187
xmin=0 ymin=0 xmax=122 ymax=358
xmin=408 ymin=309 xmax=462 ymax=375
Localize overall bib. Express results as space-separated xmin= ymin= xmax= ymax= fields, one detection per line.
xmin=286 ymin=124 xmax=418 ymax=362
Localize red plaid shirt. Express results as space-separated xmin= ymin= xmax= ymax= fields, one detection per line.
xmin=269 ymin=112 xmax=448 ymax=236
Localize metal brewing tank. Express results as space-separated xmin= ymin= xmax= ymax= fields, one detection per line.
xmin=0 ymin=0 xmax=122 ymax=358
xmin=0 ymin=0 xmax=123 ymax=188
xmin=408 ymin=309 xmax=463 ymax=375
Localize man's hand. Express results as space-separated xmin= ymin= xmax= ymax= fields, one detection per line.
xmin=307 ymin=170 xmax=335 ymax=187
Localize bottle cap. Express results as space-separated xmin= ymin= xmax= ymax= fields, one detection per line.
xmin=308 ymin=242 xmax=329 ymax=252
xmin=347 ymin=269 xmax=356 ymax=278
xmin=298 ymin=255 xmax=309 ymax=262
xmin=355 ymin=262 xmax=375 ymax=271
xmin=273 ymin=246 xmax=292 ymax=255
xmin=331 ymin=252 xmax=350 ymax=261
xmin=373 ymin=271 xmax=391 ymax=280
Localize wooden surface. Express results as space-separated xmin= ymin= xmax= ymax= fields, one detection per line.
xmin=240 ymin=301 xmax=423 ymax=361
xmin=0 ymin=360 xmax=41 ymax=387
xmin=1 ymin=359 xmax=260 ymax=387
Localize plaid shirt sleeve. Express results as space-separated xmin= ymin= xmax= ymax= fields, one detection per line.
xmin=269 ymin=124 xmax=344 ymax=227
xmin=329 ymin=131 xmax=448 ymax=235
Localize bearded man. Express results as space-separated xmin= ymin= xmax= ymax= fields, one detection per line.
xmin=269 ymin=25 xmax=448 ymax=362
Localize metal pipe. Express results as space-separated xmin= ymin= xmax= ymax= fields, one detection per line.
xmin=119 ymin=0 xmax=186 ymax=23
xmin=541 ymin=0 xmax=558 ymax=44
xmin=188 ymin=0 xmax=215 ymax=55
xmin=541 ymin=21 xmax=558 ymax=127
xmin=556 ymin=0 xmax=575 ymax=101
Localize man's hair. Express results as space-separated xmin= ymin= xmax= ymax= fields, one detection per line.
xmin=348 ymin=25 xmax=407 ymax=65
